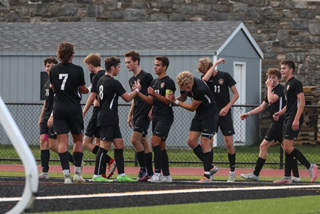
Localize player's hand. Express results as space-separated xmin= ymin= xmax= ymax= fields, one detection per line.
xmin=240 ymin=113 xmax=250 ymax=120
xmin=128 ymin=116 xmax=133 ymax=129
xmin=273 ymin=112 xmax=280 ymax=121
xmin=219 ymin=107 xmax=229 ymax=116
xmin=148 ymin=87 xmax=155 ymax=96
xmin=47 ymin=116 xmax=53 ymax=128
xmin=292 ymin=119 xmax=299 ymax=131
xmin=216 ymin=58 xmax=226 ymax=65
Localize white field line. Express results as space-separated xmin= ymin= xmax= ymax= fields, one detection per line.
xmin=1 ymin=184 xmax=320 ymax=202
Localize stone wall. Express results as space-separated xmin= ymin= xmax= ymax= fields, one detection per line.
xmin=1 ymin=0 xmax=320 ymax=87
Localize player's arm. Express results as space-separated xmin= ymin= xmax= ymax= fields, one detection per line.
xmin=79 ymin=85 xmax=89 ymax=94
xmin=82 ymin=92 xmax=96 ymax=117
xmin=292 ymin=92 xmax=305 ymax=131
xmin=202 ymin=58 xmax=226 ymax=82
xmin=149 ymin=87 xmax=172 ymax=105
xmin=220 ymin=85 xmax=239 ymax=116
xmin=127 ymin=100 xmax=135 ymax=128
xmin=240 ymin=101 xmax=268 ymax=120
xmin=174 ymin=99 xmax=201 ymax=112
xmin=38 ymin=101 xmax=46 ymax=127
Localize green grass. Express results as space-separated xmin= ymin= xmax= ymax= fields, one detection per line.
xmin=2 ymin=144 xmax=320 ymax=169
xmin=32 ymin=195 xmax=320 ymax=214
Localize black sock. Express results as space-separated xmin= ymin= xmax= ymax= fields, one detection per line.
xmin=92 ymin=145 xmax=99 ymax=154
xmin=114 ymin=149 xmax=124 ymax=175
xmin=291 ymin=157 xmax=300 ymax=177
xmin=284 ymin=152 xmax=292 ymax=177
xmin=228 ymin=153 xmax=236 ymax=172
xmin=193 ymin=144 xmax=203 ymax=161
xmin=41 ymin=149 xmax=50 ymax=172
xmin=253 ymin=157 xmax=266 ymax=176
xmin=153 ymin=146 xmax=162 ymax=174
xmin=290 ymin=148 xmax=311 ymax=169
xmin=58 ymin=152 xmax=70 ymax=170
xmin=94 ymin=147 xmax=107 ymax=175
xmin=203 ymin=151 xmax=212 ymax=179
xmin=161 ymin=150 xmax=170 ymax=176
xmin=67 ymin=151 xmax=74 ymax=164
xmin=73 ymin=152 xmax=83 ymax=168
xmin=136 ymin=151 xmax=146 ymax=171
xmin=145 ymin=152 xmax=153 ymax=176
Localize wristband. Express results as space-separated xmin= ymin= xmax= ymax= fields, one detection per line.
xmin=175 ymin=100 xmax=180 ymax=105
xmin=135 ymin=88 xmax=139 ymax=93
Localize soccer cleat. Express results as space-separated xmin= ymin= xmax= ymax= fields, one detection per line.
xmin=39 ymin=172 xmax=49 ymax=180
xmin=117 ymin=175 xmax=137 ymax=182
xmin=273 ymin=177 xmax=292 ymax=184
xmin=106 ymin=159 xmax=117 ymax=179
xmin=162 ymin=175 xmax=173 ymax=183
xmin=92 ymin=176 xmax=113 ymax=183
xmin=73 ymin=174 xmax=86 ymax=183
xmin=309 ymin=164 xmax=318 ymax=183
xmin=291 ymin=176 xmax=301 ymax=182
xmin=64 ymin=178 xmax=72 ymax=184
xmin=147 ymin=173 xmax=163 ymax=183
xmin=198 ymin=177 xmax=211 ymax=183
xmin=227 ymin=171 xmax=236 ymax=182
xmin=137 ymin=170 xmax=149 ymax=182
xmin=209 ymin=166 xmax=219 ymax=181
xmin=240 ymin=172 xmax=259 ymax=181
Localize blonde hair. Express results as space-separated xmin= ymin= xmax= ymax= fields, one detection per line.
xmin=84 ymin=53 xmax=101 ymax=67
xmin=198 ymin=57 xmax=213 ymax=73
xmin=177 ymin=71 xmax=194 ymax=91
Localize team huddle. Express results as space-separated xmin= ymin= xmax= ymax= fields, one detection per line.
xmin=38 ymin=42 xmax=318 ymax=184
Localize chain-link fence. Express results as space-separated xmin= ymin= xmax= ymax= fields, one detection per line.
xmin=1 ymin=103 xmax=320 ymax=168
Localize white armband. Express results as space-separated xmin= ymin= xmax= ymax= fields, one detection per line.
xmin=175 ymin=100 xmax=180 ymax=105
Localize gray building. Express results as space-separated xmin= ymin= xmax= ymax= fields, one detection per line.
xmin=0 ymin=21 xmax=263 ymax=146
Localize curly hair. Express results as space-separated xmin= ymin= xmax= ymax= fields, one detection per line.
xmin=57 ymin=42 xmax=74 ymax=64
xmin=177 ymin=71 xmax=194 ymax=91
xmin=198 ymin=57 xmax=213 ymax=74
xmin=267 ymin=68 xmax=281 ymax=79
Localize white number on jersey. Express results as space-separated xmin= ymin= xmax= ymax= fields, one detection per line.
xmin=59 ymin=74 xmax=68 ymax=90
xmin=99 ymin=85 xmax=104 ymax=100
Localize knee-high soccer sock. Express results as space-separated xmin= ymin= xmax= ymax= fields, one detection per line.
xmin=136 ymin=151 xmax=146 ymax=171
xmin=145 ymin=152 xmax=153 ymax=176
xmin=59 ymin=151 xmax=70 ymax=176
xmin=153 ymin=146 xmax=162 ymax=174
xmin=290 ymin=148 xmax=311 ymax=169
xmin=210 ymin=150 xmax=214 ymax=167
xmin=73 ymin=152 xmax=83 ymax=175
xmin=67 ymin=151 xmax=74 ymax=164
xmin=253 ymin=157 xmax=266 ymax=176
xmin=161 ymin=150 xmax=170 ymax=176
xmin=228 ymin=153 xmax=236 ymax=172
xmin=284 ymin=152 xmax=292 ymax=177
xmin=291 ymin=157 xmax=300 ymax=177
xmin=92 ymin=145 xmax=99 ymax=154
xmin=193 ymin=144 xmax=203 ymax=161
xmin=94 ymin=147 xmax=108 ymax=175
xmin=203 ymin=151 xmax=212 ymax=179
xmin=41 ymin=149 xmax=50 ymax=173
xmin=114 ymin=149 xmax=125 ymax=175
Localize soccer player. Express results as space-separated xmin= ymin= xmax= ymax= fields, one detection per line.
xmin=125 ymin=50 xmax=154 ymax=181
xmin=273 ymin=60 xmax=318 ymax=184
xmin=199 ymin=57 xmax=239 ymax=182
xmin=92 ymin=56 xmax=140 ymax=182
xmin=240 ymin=68 xmax=300 ymax=182
xmin=137 ymin=56 xmax=176 ymax=183
xmin=38 ymin=57 xmax=74 ymax=179
xmin=82 ymin=53 xmax=116 ymax=179
xmin=49 ymin=42 xmax=89 ymax=184
xmin=168 ymin=71 xmax=219 ymax=183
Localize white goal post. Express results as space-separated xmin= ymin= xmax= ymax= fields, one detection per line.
xmin=0 ymin=96 xmax=38 ymax=214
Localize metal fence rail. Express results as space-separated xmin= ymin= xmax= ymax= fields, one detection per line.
xmin=1 ymin=103 xmax=319 ymax=168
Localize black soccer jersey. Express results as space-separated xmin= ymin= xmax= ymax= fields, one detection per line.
xmin=284 ymin=77 xmax=304 ymax=119
xmin=97 ymin=75 xmax=126 ymax=126
xmin=181 ymin=78 xmax=216 ymax=117
xmin=43 ymin=77 xmax=54 ymax=120
xmin=264 ymin=84 xmax=286 ymax=120
xmin=203 ymin=70 xmax=236 ymax=110
xmin=92 ymin=70 xmax=105 ymax=100
xmin=151 ymin=76 xmax=176 ymax=120
xmin=49 ymin=63 xmax=86 ymax=114
xmin=128 ymin=70 xmax=153 ymax=119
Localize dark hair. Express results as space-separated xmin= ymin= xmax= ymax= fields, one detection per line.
xmin=267 ymin=68 xmax=281 ymax=79
xmin=125 ymin=50 xmax=140 ymax=65
xmin=57 ymin=42 xmax=74 ymax=64
xmin=43 ymin=57 xmax=58 ymax=66
xmin=84 ymin=53 xmax=101 ymax=67
xmin=105 ymin=57 xmax=121 ymax=72
xmin=280 ymin=60 xmax=295 ymax=72
xmin=155 ymin=56 xmax=169 ymax=69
